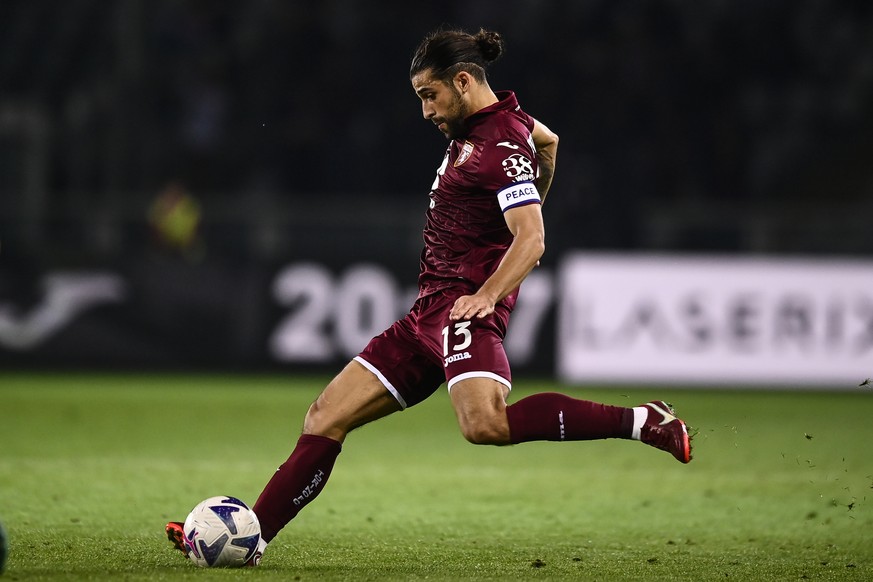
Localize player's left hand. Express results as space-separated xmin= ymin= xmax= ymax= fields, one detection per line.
xmin=450 ymin=294 xmax=495 ymax=321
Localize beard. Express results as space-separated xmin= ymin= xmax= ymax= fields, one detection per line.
xmin=438 ymin=88 xmax=469 ymax=140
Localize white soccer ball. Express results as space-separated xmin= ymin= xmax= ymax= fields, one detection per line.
xmin=182 ymin=496 xmax=261 ymax=568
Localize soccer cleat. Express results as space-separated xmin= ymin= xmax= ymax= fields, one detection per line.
xmin=165 ymin=521 xmax=190 ymax=559
xmin=165 ymin=520 xmax=263 ymax=567
xmin=247 ymin=550 xmax=263 ymax=567
xmin=639 ymin=401 xmax=692 ymax=463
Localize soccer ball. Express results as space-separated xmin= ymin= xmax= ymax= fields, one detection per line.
xmin=182 ymin=496 xmax=261 ymax=568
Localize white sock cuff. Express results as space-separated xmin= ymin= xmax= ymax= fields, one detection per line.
xmin=631 ymin=407 xmax=647 ymax=440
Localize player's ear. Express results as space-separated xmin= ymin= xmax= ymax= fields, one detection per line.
xmin=454 ymin=71 xmax=473 ymax=94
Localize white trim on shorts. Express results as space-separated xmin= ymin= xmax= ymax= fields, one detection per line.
xmin=447 ymin=371 xmax=512 ymax=393
xmin=353 ymin=356 xmax=408 ymax=410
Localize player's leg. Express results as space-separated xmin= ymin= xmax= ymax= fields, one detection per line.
xmin=505 ymin=391 xmax=634 ymax=443
xmin=508 ymin=392 xmax=691 ymax=462
xmin=448 ymin=377 xmax=632 ymax=445
xmin=449 ymin=376 xmax=511 ymax=445
xmin=252 ymin=359 xmax=401 ymax=543
xmin=442 ymin=299 xmax=638 ymax=448
xmin=249 ymin=304 xmax=446 ymax=553
xmin=441 ymin=294 xmax=690 ymax=462
xmin=166 ymin=304 xmax=439 ymax=564
xmin=449 ymin=377 xmax=691 ymax=463
xmin=166 ymin=360 xmax=401 ymax=564
xmin=302 ymin=358 xmax=404 ymax=442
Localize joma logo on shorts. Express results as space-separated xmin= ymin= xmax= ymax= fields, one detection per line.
xmin=444 ymin=351 xmax=472 ymax=367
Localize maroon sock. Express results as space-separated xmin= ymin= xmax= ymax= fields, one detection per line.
xmin=505 ymin=392 xmax=633 ymax=444
xmin=253 ymin=434 xmax=342 ymax=542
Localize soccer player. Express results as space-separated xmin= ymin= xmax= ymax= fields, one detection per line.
xmin=167 ymin=27 xmax=691 ymax=566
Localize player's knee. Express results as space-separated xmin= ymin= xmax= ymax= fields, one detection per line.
xmin=303 ymin=394 xmax=343 ymax=438
xmin=302 ymin=397 xmax=325 ymax=431
xmin=458 ymin=417 xmax=510 ymax=446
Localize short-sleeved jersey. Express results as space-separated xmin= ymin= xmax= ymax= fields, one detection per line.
xmin=418 ymin=91 xmax=541 ymax=309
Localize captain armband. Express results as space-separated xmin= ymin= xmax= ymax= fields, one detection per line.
xmin=496 ymin=181 xmax=541 ymax=212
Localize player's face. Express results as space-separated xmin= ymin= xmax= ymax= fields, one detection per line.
xmin=412 ymin=70 xmax=469 ymax=140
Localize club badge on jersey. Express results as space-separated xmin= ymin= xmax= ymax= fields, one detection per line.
xmin=454 ymin=141 xmax=475 ymax=167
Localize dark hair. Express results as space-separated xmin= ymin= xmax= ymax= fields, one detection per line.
xmin=409 ymin=28 xmax=504 ymax=83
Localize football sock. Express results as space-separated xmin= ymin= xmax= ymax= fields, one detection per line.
xmin=253 ymin=434 xmax=342 ymax=542
xmin=505 ymin=392 xmax=633 ymax=444
xmin=630 ymin=406 xmax=648 ymax=440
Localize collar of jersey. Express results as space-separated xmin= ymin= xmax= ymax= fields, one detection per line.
xmin=463 ymin=91 xmax=519 ymax=132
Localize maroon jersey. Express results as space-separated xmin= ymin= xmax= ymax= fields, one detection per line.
xmin=418 ymin=91 xmax=541 ymax=308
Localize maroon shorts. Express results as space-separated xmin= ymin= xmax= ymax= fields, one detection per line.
xmin=355 ymin=287 xmax=512 ymax=409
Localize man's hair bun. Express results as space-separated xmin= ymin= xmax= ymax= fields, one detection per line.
xmin=475 ymin=29 xmax=504 ymax=63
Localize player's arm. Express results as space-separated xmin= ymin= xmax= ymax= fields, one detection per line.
xmin=449 ymin=202 xmax=545 ymax=321
xmin=531 ymin=118 xmax=558 ymax=203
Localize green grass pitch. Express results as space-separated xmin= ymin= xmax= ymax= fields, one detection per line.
xmin=1 ymin=372 xmax=871 ymax=580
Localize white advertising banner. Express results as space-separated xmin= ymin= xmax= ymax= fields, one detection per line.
xmin=557 ymin=253 xmax=873 ymax=387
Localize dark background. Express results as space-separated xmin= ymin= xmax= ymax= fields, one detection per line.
xmin=1 ymin=0 xmax=872 ymax=371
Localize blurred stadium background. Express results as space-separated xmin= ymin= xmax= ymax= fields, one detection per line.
xmin=1 ymin=0 xmax=871 ymax=384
